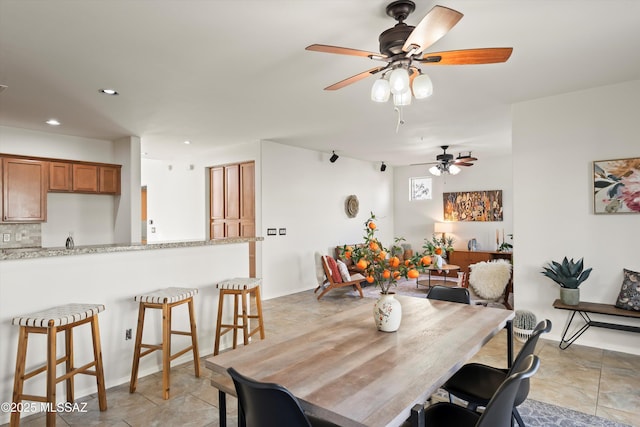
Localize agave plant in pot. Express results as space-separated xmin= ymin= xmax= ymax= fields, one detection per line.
xmin=541 ymin=257 xmax=593 ymax=306
xmin=341 ymin=213 xmax=427 ymax=332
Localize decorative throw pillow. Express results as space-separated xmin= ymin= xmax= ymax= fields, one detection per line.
xmin=615 ymin=268 xmax=640 ymax=311
xmin=324 ymin=256 xmax=343 ymax=283
xmin=469 ymin=259 xmax=512 ymax=300
xmin=336 ymin=260 xmax=351 ymax=282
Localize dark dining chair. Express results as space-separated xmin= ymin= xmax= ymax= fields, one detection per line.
xmin=424 ymin=354 xmax=540 ymax=427
xmin=442 ymin=319 xmax=552 ymax=426
xmin=228 ymin=367 xmax=340 ymax=427
xmin=427 ymin=285 xmax=471 ymax=304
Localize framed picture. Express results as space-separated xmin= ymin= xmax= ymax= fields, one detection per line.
xmin=410 ymin=177 xmax=432 ymax=200
xmin=443 ymin=190 xmax=503 ymax=222
xmin=594 ymin=157 xmax=640 ymax=214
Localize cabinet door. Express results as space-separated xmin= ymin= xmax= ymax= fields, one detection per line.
xmin=2 ymin=158 xmax=48 ymax=222
xmin=225 ymin=165 xmax=240 ymax=219
xmin=49 ymin=162 xmax=72 ymax=191
xmin=72 ymin=164 xmax=98 ymax=192
xmin=99 ymin=166 xmax=120 ymax=194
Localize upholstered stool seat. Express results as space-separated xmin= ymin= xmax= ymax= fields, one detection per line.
xmin=129 ymin=287 xmax=200 ymax=400
xmin=214 ymin=278 xmax=265 ymax=355
xmin=11 ymin=303 xmax=107 ymax=426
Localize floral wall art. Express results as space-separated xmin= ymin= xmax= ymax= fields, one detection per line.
xmin=443 ymin=190 xmax=503 ymax=221
xmin=593 ymin=157 xmax=640 ymax=214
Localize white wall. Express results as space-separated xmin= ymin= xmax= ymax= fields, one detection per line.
xmin=394 ymin=154 xmax=513 ymax=255
xmin=513 ymin=79 xmax=640 ymax=354
xmin=260 ymin=141 xmax=394 ymax=299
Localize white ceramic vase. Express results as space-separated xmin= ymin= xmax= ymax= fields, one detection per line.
xmin=373 ymin=292 xmax=402 ymax=332
xmin=432 ymin=254 xmax=443 ymax=269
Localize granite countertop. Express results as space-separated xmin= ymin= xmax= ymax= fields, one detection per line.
xmin=0 ymin=236 xmax=263 ymax=261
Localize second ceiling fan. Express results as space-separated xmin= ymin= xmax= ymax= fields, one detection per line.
xmin=306 ymin=1 xmax=512 ymax=103
xmin=412 ymin=145 xmax=478 ymax=176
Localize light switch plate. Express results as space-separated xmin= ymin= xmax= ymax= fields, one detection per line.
xmin=3 ymin=233 xmax=10 ymax=242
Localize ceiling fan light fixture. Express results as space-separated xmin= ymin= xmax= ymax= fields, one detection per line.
xmin=371 ymin=78 xmax=391 ymax=102
xmin=412 ymin=72 xmax=433 ymax=99
xmin=429 ymin=165 xmax=442 ymax=176
xmin=393 ymin=90 xmax=412 ymax=106
xmin=449 ymin=164 xmax=461 ymax=175
xmin=389 ymin=68 xmax=410 ymax=95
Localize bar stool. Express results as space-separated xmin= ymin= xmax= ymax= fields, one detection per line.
xmin=129 ymin=287 xmax=200 ymax=400
xmin=214 ymin=278 xmax=265 ymax=356
xmin=10 ymin=303 xmax=107 ymax=427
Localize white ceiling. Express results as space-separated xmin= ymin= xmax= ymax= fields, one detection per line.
xmin=1 ymin=0 xmax=639 ymax=166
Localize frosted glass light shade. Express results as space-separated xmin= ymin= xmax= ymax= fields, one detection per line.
xmin=412 ymin=73 xmax=433 ymax=99
xmin=449 ymin=164 xmax=461 ymax=175
xmin=429 ymin=165 xmax=442 ymax=176
xmin=371 ymin=79 xmax=390 ymax=102
xmin=389 ymin=68 xmax=410 ymax=95
xmin=393 ymin=90 xmax=412 ymax=106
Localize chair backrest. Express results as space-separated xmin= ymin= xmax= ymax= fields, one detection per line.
xmin=228 ymin=367 xmax=312 ymax=427
xmin=508 ymin=319 xmax=552 ymax=406
xmin=320 ymin=255 xmax=336 ymax=284
xmin=427 ymin=285 xmax=471 ymax=304
xmin=476 ymin=354 xmax=540 ymax=427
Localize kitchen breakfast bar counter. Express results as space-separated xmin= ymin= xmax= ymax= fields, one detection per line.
xmin=0 ymin=236 xmax=262 ymax=260
xmin=0 ymin=237 xmax=261 ymax=425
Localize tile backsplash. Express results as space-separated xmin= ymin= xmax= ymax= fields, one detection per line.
xmin=0 ymin=223 xmax=42 ymax=249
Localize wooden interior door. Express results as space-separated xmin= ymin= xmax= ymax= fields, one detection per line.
xmin=209 ymin=161 xmax=256 ymax=276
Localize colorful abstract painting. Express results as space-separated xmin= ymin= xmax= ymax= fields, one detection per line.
xmin=594 ymin=158 xmax=640 ymax=214
xmin=443 ymin=190 xmax=503 ymax=222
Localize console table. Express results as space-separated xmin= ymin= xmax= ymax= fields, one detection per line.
xmin=553 ymin=299 xmax=640 ymax=349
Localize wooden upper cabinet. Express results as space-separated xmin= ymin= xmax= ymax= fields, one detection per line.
xmin=225 ymin=164 xmax=240 ymax=220
xmin=209 ymin=161 xmax=255 ymax=240
xmin=73 ymin=164 xmax=99 ymax=193
xmin=2 ymin=157 xmax=48 ymax=222
xmin=49 ymin=162 xmax=73 ymax=192
xmin=240 ymin=162 xmax=255 ymax=221
xmin=99 ymin=166 xmax=121 ymax=194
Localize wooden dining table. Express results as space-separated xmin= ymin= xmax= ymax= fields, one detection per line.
xmin=205 ymin=295 xmax=514 ymax=427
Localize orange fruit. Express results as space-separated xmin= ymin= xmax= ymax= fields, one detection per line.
xmin=389 ymin=256 xmax=400 ymax=268
xmin=344 ymin=251 xmax=352 ymax=259
xmin=393 ymin=271 xmax=401 ymax=279
xmin=356 ymin=259 xmax=368 ymax=270
xmin=407 ymin=269 xmax=420 ymax=279
xmin=404 ymin=259 xmax=410 ymax=266
xmin=366 ymin=275 xmax=375 ymax=283
xmin=368 ymin=221 xmax=376 ymax=230
xmin=382 ymin=269 xmax=391 ymax=279
xmin=369 ymin=241 xmax=380 ymax=251
xmin=421 ymin=256 xmax=431 ymax=266
xmin=434 ymin=247 xmax=443 ymax=255
xmin=377 ymin=251 xmax=387 ymax=260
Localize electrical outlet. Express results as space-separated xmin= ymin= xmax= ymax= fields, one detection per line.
xmin=2 ymin=233 xmax=10 ymax=242
xmin=125 ymin=329 xmax=132 ymax=340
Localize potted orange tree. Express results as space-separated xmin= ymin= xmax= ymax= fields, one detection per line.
xmin=341 ymin=213 xmax=430 ymax=332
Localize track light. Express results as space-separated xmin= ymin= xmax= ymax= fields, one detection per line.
xmin=380 ymin=162 xmax=387 ymax=172
xmin=329 ymin=151 xmax=339 ymax=163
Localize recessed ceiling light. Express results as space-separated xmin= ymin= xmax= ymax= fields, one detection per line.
xmin=184 ymin=140 xmax=191 ymax=145
xmin=99 ymin=88 xmax=119 ymax=96
xmin=45 ymin=119 xmax=61 ymax=126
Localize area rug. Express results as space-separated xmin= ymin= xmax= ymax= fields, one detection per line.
xmin=519 ymin=399 xmax=631 ymax=427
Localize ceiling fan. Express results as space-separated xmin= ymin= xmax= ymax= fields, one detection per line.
xmin=305 ymin=1 xmax=512 ymax=102
xmin=412 ymin=145 xmax=477 ymax=176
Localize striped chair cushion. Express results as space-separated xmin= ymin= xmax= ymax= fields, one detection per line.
xmin=134 ymin=287 xmax=198 ymax=304
xmin=216 ymin=277 xmax=262 ymax=290
xmin=12 ymin=303 xmax=105 ymax=327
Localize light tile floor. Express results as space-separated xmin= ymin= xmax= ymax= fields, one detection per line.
xmin=5 ymin=288 xmax=640 ymax=426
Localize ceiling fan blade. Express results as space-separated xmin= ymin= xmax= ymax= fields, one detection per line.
xmin=420 ymin=48 xmax=513 ymax=65
xmin=324 ymin=66 xmax=386 ymax=91
xmin=410 ymin=161 xmax=438 ymax=166
xmin=454 ymin=161 xmax=474 ymax=167
xmin=402 ymin=6 xmax=463 ymax=54
xmin=306 ymin=44 xmax=387 ymax=60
